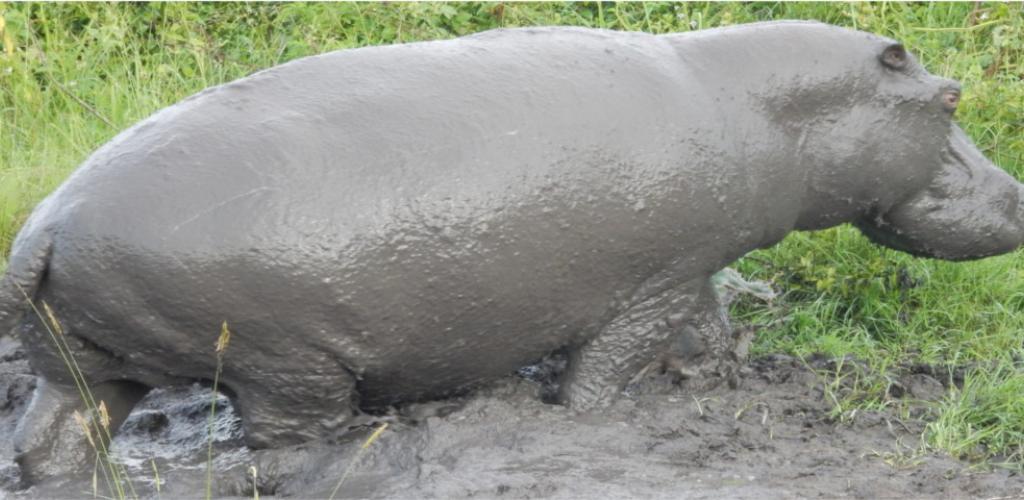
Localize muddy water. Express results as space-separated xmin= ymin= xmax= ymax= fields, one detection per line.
xmin=0 ymin=337 xmax=34 ymax=491
xmin=110 ymin=385 xmax=250 ymax=484
xmin=3 ymin=337 xmax=1023 ymax=499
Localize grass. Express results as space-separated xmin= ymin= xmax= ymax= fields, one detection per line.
xmin=19 ymin=292 xmax=137 ymax=498
xmin=328 ymin=422 xmax=389 ymax=500
xmin=927 ymin=364 xmax=1024 ymax=468
xmin=22 ymin=298 xmax=240 ymax=499
xmin=207 ymin=322 xmax=232 ymax=500
xmin=1 ymin=0 xmax=1022 ymax=474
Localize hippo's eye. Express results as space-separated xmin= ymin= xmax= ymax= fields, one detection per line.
xmin=942 ymin=89 xmax=960 ymax=113
xmin=879 ymin=43 xmax=908 ymax=70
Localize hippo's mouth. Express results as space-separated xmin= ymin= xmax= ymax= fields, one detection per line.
xmin=857 ymin=125 xmax=1024 ymax=261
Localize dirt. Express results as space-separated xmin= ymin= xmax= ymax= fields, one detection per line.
xmin=1 ymin=336 xmax=1022 ymax=499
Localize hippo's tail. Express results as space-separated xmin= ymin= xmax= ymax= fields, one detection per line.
xmin=0 ymin=229 xmax=53 ymax=338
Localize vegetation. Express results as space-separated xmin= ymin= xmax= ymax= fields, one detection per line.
xmin=1 ymin=0 xmax=1022 ymax=473
xmin=27 ymin=297 xmax=137 ymax=497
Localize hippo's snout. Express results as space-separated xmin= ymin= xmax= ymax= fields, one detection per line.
xmin=980 ymin=182 xmax=1024 ymax=257
xmin=1001 ymin=183 xmax=1024 ymax=251
xmin=858 ymin=125 xmax=1024 ymax=261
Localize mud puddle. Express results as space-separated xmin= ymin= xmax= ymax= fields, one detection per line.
xmin=2 ymin=336 xmax=1023 ymax=499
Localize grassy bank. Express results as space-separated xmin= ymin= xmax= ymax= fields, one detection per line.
xmin=1 ymin=2 xmax=1022 ymax=469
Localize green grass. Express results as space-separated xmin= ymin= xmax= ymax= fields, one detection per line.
xmin=1 ymin=1 xmax=1023 ymax=470
xmin=927 ymin=364 xmax=1024 ymax=468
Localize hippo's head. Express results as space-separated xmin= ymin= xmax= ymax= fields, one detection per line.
xmin=752 ymin=24 xmax=1024 ymax=260
xmin=844 ymin=42 xmax=1024 ymax=260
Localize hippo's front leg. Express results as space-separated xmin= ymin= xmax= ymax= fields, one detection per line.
xmin=559 ymin=277 xmax=734 ymax=410
xmin=685 ymin=284 xmax=740 ymax=384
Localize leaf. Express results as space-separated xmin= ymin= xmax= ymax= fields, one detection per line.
xmin=438 ymin=5 xmax=457 ymax=20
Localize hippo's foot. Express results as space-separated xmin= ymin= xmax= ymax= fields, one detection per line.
xmin=685 ymin=356 xmax=742 ymax=392
xmin=682 ymin=296 xmax=745 ymax=391
xmin=559 ymin=276 xmax=730 ymax=411
xmin=652 ymin=311 xmax=751 ymax=393
xmin=621 ymin=280 xmax=753 ymax=398
xmin=14 ymin=378 xmax=149 ymax=486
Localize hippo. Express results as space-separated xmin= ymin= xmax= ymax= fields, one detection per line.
xmin=1 ymin=21 xmax=1021 ymax=482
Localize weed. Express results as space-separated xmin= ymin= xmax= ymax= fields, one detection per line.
xmin=16 ymin=287 xmax=136 ymax=498
xmin=926 ymin=364 xmax=1024 ymax=467
xmin=206 ymin=321 xmax=231 ymax=500
xmin=249 ymin=466 xmax=259 ymax=500
xmin=328 ymin=422 xmax=389 ymax=500
xmin=150 ymin=459 xmax=161 ymax=498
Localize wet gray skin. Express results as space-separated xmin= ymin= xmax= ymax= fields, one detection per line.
xmin=0 ymin=21 xmax=1021 ymax=483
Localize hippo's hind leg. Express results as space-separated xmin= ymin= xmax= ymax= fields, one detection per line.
xmin=231 ymin=368 xmax=359 ymax=449
xmin=14 ymin=378 xmax=149 ymax=484
xmin=559 ymin=276 xmax=735 ymax=410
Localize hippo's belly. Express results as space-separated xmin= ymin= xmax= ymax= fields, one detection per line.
xmin=38 ymin=202 xmax=677 ymax=406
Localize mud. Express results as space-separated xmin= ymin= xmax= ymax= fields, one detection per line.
xmin=0 ymin=337 xmax=34 ymax=491
xmin=3 ymin=335 xmax=1022 ymax=499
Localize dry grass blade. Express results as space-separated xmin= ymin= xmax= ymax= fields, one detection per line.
xmin=151 ymin=459 xmax=161 ymax=498
xmin=249 ymin=466 xmax=259 ymax=500
xmin=42 ymin=301 xmax=65 ymax=336
xmin=328 ymin=423 xmax=389 ymax=500
xmin=98 ymin=400 xmax=111 ymax=431
xmin=14 ymin=286 xmax=130 ymax=498
xmin=0 ymin=14 xmax=13 ymax=56
xmin=73 ymin=410 xmax=96 ymax=448
xmin=44 ymin=74 xmax=116 ymax=128
xmin=206 ymin=321 xmax=231 ymax=500
xmin=216 ymin=320 xmax=231 ymax=354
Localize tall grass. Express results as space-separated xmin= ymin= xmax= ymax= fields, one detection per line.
xmin=1 ymin=1 xmax=1022 ymax=468
xmin=16 ymin=288 xmax=136 ymax=499
xmin=206 ymin=321 xmax=231 ymax=500
xmin=16 ymin=293 xmax=242 ymax=498
xmin=328 ymin=422 xmax=389 ymax=500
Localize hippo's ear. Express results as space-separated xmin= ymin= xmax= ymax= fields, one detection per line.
xmin=879 ymin=43 xmax=908 ymax=70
